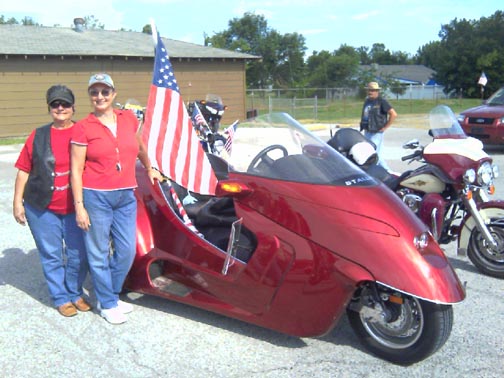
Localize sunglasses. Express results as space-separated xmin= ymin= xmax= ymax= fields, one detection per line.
xmin=89 ymin=88 xmax=113 ymax=97
xmin=50 ymin=101 xmax=72 ymax=109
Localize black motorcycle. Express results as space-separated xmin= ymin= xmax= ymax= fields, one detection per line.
xmin=187 ymin=94 xmax=228 ymax=154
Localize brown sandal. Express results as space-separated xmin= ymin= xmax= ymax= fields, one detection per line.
xmin=58 ymin=302 xmax=77 ymax=317
xmin=73 ymin=298 xmax=92 ymax=312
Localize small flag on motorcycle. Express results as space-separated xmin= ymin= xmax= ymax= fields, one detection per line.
xmin=224 ymin=120 xmax=239 ymax=154
xmin=192 ymin=105 xmax=208 ymax=127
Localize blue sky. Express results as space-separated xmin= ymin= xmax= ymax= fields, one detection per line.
xmin=3 ymin=0 xmax=502 ymax=56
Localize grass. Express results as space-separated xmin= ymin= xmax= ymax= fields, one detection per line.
xmin=0 ymin=99 xmax=484 ymax=145
xmin=250 ymin=98 xmax=483 ymax=125
xmin=0 ymin=137 xmax=26 ymax=146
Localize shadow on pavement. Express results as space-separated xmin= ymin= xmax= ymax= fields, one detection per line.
xmin=123 ymin=286 xmax=361 ymax=352
xmin=0 ymin=247 xmax=94 ymax=308
xmin=0 ymin=248 xmax=53 ymax=306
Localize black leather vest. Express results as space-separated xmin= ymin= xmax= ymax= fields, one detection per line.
xmin=23 ymin=123 xmax=56 ymax=210
xmin=361 ymin=98 xmax=388 ymax=132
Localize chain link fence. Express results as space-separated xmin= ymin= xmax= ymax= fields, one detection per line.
xmin=246 ymin=85 xmax=450 ymax=120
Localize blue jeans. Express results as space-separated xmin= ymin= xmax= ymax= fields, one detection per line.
xmin=82 ymin=189 xmax=137 ymax=309
xmin=24 ymin=203 xmax=88 ymax=307
xmin=364 ymin=130 xmax=390 ymax=170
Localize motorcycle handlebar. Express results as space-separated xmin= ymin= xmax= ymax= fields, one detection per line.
xmin=401 ymin=150 xmax=422 ymax=161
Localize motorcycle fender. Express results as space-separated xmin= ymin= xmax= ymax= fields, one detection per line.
xmin=457 ymin=200 xmax=504 ymax=256
xmin=419 ymin=193 xmax=446 ymax=238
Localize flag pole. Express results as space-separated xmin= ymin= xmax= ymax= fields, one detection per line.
xmin=150 ymin=19 xmax=158 ymax=46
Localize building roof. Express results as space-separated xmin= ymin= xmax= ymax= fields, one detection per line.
xmin=0 ymin=24 xmax=259 ymax=60
xmin=361 ymin=64 xmax=437 ymax=85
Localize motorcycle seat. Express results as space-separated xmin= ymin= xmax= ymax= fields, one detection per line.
xmin=327 ymin=128 xmax=377 ymax=154
xmin=366 ymin=165 xmax=412 ymax=190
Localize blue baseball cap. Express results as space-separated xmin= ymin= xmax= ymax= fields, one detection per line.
xmin=88 ymin=73 xmax=115 ymax=89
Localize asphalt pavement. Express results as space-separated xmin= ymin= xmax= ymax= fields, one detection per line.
xmin=0 ymin=128 xmax=503 ymax=378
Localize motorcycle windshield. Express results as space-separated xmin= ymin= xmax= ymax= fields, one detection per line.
xmin=204 ymin=93 xmax=224 ymax=106
xmin=228 ymin=112 xmax=376 ymax=187
xmin=429 ymin=105 xmax=467 ymax=139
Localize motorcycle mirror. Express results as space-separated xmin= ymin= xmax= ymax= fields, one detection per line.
xmin=215 ymin=180 xmax=252 ymax=198
xmin=402 ymin=139 xmax=420 ymax=149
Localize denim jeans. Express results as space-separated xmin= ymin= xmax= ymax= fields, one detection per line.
xmin=24 ymin=203 xmax=87 ymax=307
xmin=82 ymin=189 xmax=137 ymax=309
xmin=364 ymin=130 xmax=390 ymax=171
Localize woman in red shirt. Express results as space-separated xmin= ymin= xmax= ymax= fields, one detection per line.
xmin=71 ymin=73 xmax=161 ymax=324
xmin=13 ymin=85 xmax=91 ymax=317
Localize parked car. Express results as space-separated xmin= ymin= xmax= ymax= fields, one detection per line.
xmin=457 ymin=86 xmax=504 ymax=145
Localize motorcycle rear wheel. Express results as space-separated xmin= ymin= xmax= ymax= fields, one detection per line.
xmin=468 ymin=223 xmax=504 ymax=278
xmin=347 ymin=296 xmax=453 ymax=365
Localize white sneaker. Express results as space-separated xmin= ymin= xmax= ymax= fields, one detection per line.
xmin=117 ymin=300 xmax=133 ymax=314
xmin=100 ymin=307 xmax=127 ymax=324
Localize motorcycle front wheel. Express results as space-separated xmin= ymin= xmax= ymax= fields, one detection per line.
xmin=468 ymin=222 xmax=504 ymax=278
xmin=347 ymin=296 xmax=453 ymax=365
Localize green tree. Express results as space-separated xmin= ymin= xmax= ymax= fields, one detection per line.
xmin=418 ymin=11 xmax=504 ymax=97
xmin=0 ymin=15 xmax=20 ymax=24
xmin=205 ymin=12 xmax=306 ymax=88
xmin=306 ymin=45 xmax=360 ymax=88
xmin=83 ymin=15 xmax=105 ymax=30
xmin=356 ymin=46 xmax=371 ymax=64
xmin=20 ymin=17 xmax=37 ymax=26
xmin=368 ymin=43 xmax=411 ymax=64
xmin=388 ymin=78 xmax=407 ymax=99
xmin=142 ymin=24 xmax=152 ymax=35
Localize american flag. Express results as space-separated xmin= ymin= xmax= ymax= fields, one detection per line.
xmin=478 ymin=72 xmax=488 ymax=87
xmin=224 ymin=120 xmax=239 ymax=154
xmin=142 ymin=32 xmax=217 ymax=195
xmin=191 ymin=104 xmax=207 ymax=126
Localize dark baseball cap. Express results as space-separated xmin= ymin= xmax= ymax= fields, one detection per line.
xmin=46 ymin=85 xmax=75 ymax=105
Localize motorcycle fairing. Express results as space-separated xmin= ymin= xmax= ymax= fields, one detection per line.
xmin=424 ymin=139 xmax=491 ymax=181
xmin=231 ymin=173 xmax=465 ymax=305
xmin=424 ymin=136 xmax=486 ymax=161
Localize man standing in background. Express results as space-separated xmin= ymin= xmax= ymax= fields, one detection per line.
xmin=360 ymin=82 xmax=397 ymax=170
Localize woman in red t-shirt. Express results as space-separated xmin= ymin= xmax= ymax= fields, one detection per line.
xmin=71 ymin=73 xmax=161 ymax=325
xmin=13 ymin=85 xmax=91 ymax=317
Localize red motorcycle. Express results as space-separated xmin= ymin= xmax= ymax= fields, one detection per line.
xmin=329 ymin=105 xmax=504 ymax=278
xmin=127 ymin=112 xmax=465 ymax=365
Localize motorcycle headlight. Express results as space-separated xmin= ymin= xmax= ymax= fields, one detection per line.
xmin=492 ymin=164 xmax=499 ymax=178
xmin=463 ymin=169 xmax=476 ymax=184
xmin=477 ymin=162 xmax=494 ymax=185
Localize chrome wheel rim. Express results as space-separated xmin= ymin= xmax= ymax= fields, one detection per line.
xmin=361 ymin=297 xmax=424 ymax=349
